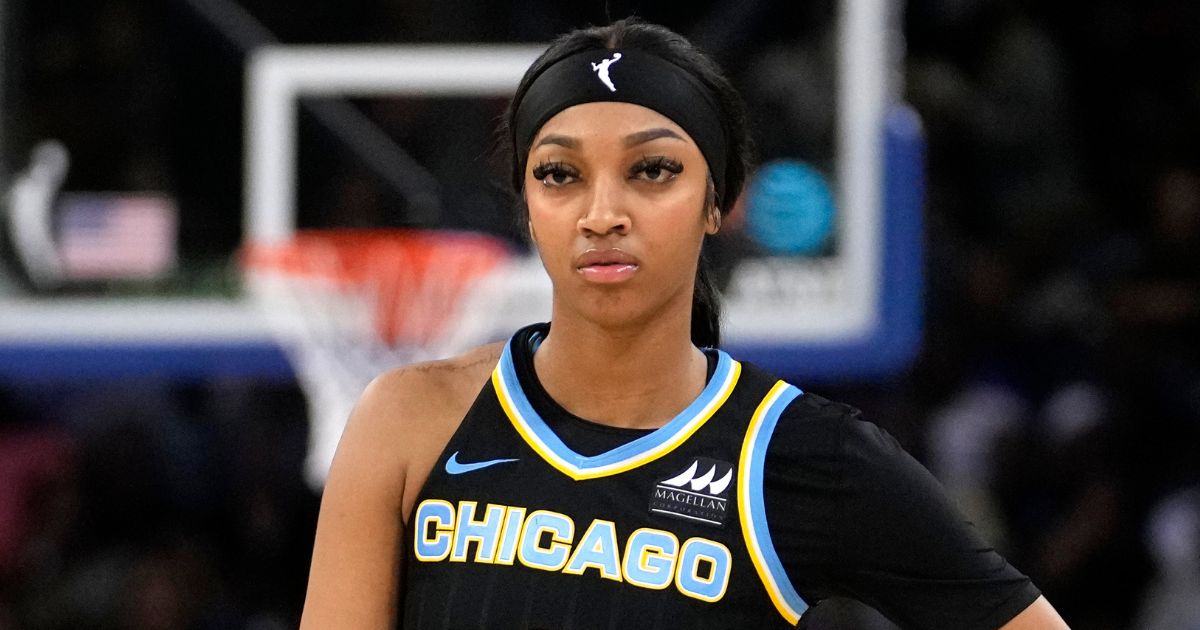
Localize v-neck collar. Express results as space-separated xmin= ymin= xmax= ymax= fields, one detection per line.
xmin=491 ymin=326 xmax=741 ymax=481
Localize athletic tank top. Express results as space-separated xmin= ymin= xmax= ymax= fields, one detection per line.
xmin=403 ymin=323 xmax=801 ymax=629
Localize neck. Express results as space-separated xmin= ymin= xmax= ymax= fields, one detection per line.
xmin=533 ymin=303 xmax=708 ymax=430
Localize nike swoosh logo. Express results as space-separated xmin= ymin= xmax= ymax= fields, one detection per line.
xmin=444 ymin=451 xmax=519 ymax=475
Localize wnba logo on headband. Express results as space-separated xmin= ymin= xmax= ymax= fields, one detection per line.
xmin=590 ymin=53 xmax=622 ymax=92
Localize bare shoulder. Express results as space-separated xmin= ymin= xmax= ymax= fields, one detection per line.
xmin=365 ymin=341 xmax=504 ymax=418
xmin=343 ymin=341 xmax=505 ymax=520
xmin=300 ymin=341 xmax=505 ymax=629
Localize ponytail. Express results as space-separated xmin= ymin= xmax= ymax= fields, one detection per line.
xmin=691 ymin=173 xmax=723 ymax=348
xmin=691 ymin=253 xmax=721 ymax=348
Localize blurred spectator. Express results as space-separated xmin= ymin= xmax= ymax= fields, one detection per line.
xmin=0 ymin=394 xmax=76 ymax=629
xmin=1134 ymin=487 xmax=1200 ymax=630
xmin=2 ymin=380 xmax=313 ymax=629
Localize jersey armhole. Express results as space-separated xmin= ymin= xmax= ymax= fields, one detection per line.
xmin=737 ymin=381 xmax=810 ymax=625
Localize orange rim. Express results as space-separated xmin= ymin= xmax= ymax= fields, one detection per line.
xmin=242 ymin=229 xmax=511 ymax=346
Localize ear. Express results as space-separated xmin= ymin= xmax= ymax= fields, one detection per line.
xmin=704 ymin=206 xmax=722 ymax=235
xmin=703 ymin=174 xmax=721 ymax=235
xmin=521 ymin=190 xmax=537 ymax=244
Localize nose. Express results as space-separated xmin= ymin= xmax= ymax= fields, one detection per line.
xmin=577 ymin=174 xmax=630 ymax=237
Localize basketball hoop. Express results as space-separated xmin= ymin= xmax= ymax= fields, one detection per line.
xmin=242 ymin=229 xmax=513 ymax=487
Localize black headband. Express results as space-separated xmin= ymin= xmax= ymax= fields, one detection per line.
xmin=513 ymin=48 xmax=728 ymax=203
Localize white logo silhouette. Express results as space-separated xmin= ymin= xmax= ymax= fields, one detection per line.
xmin=590 ymin=52 xmax=622 ymax=92
xmin=660 ymin=460 xmax=733 ymax=495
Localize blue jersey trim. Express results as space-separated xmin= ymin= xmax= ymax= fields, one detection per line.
xmin=496 ymin=335 xmax=736 ymax=476
xmin=740 ymin=382 xmax=809 ymax=622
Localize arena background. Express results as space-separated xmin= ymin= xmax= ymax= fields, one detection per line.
xmin=1 ymin=1 xmax=1198 ymax=628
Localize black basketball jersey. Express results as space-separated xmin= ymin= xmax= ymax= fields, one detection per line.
xmin=402 ymin=324 xmax=1039 ymax=629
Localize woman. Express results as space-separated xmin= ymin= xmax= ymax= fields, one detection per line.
xmin=300 ymin=18 xmax=1070 ymax=629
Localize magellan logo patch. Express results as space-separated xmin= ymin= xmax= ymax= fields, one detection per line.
xmin=649 ymin=457 xmax=733 ymax=527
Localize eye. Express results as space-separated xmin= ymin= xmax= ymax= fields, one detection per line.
xmin=631 ymin=156 xmax=683 ymax=183
xmin=531 ymin=161 xmax=579 ymax=187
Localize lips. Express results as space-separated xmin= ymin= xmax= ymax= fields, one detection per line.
xmin=575 ymin=248 xmax=640 ymax=284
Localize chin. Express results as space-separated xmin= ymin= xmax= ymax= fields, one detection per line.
xmin=560 ymin=286 xmax=688 ymax=334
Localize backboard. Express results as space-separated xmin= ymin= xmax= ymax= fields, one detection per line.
xmin=0 ymin=1 xmax=922 ymax=384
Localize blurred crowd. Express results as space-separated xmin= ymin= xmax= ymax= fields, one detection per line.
xmin=0 ymin=380 xmax=314 ymax=629
xmin=2 ymin=1 xmax=1198 ymax=629
xmin=897 ymin=2 xmax=1200 ymax=628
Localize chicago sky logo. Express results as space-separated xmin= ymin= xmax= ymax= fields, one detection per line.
xmin=649 ymin=457 xmax=733 ymax=527
xmin=590 ymin=52 xmax=622 ymax=92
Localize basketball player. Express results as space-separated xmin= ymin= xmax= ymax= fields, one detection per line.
xmin=300 ymin=18 xmax=1070 ymax=629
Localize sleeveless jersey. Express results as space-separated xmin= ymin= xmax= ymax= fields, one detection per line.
xmin=402 ymin=324 xmax=1040 ymax=629
xmin=403 ymin=326 xmax=801 ymax=629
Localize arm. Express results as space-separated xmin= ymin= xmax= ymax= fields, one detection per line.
xmin=299 ymin=344 xmax=502 ymax=629
xmin=298 ymin=371 xmax=414 ymax=629
xmin=760 ymin=393 xmax=1067 ymax=629
xmin=826 ymin=416 xmax=1067 ymax=629
xmin=1000 ymin=596 xmax=1070 ymax=629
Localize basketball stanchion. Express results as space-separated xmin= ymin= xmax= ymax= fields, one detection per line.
xmin=242 ymin=229 xmax=513 ymax=487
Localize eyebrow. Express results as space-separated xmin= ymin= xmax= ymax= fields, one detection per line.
xmin=531 ymin=127 xmax=685 ymax=150
xmin=534 ymin=134 xmax=577 ymax=149
xmin=624 ymin=128 xmax=685 ymax=146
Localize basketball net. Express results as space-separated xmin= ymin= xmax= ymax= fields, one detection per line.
xmin=242 ymin=229 xmax=514 ymax=487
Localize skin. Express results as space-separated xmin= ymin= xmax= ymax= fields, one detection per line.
xmin=523 ymin=102 xmax=718 ymax=429
xmin=298 ymin=101 xmax=1069 ymax=629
